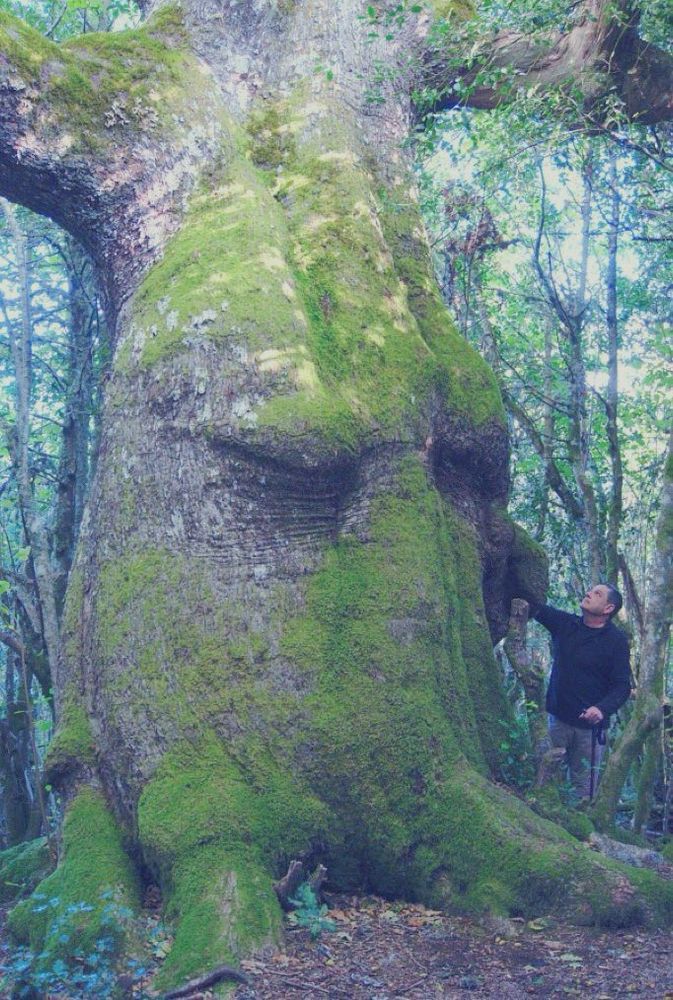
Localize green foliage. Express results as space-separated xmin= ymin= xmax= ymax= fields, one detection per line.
xmin=1 ymin=888 xmax=165 ymax=999
xmin=8 ymin=788 xmax=141 ymax=964
xmin=287 ymin=883 xmax=336 ymax=939
xmin=0 ymin=0 xmax=139 ymax=39
xmin=498 ymin=712 xmax=535 ymax=791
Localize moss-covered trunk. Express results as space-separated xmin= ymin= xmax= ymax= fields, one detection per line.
xmin=2 ymin=0 xmax=673 ymax=991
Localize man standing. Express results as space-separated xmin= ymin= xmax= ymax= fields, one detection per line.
xmin=535 ymin=583 xmax=631 ymax=800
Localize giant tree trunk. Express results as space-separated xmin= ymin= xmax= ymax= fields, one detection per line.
xmin=2 ymin=0 xmax=673 ymax=990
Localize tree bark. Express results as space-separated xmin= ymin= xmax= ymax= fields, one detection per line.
xmin=52 ymin=238 xmax=96 ymax=617
xmin=604 ymin=150 xmax=623 ymax=584
xmin=421 ymin=0 xmax=673 ymax=125
xmin=503 ymin=598 xmax=548 ymax=766
xmin=592 ymin=428 xmax=673 ymax=830
xmin=0 ymin=199 xmax=61 ymax=698
xmin=1 ymin=1 xmax=672 ymax=990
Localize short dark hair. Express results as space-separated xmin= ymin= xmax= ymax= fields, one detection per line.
xmin=601 ymin=582 xmax=623 ymax=619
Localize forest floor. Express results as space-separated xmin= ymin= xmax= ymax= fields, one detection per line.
xmin=230 ymin=893 xmax=673 ymax=1000
xmin=2 ymin=892 xmax=673 ymax=998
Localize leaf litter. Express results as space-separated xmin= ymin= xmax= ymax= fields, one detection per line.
xmin=230 ymin=893 xmax=673 ymax=999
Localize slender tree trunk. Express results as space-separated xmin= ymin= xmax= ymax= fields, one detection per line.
xmin=633 ymin=731 xmax=660 ymax=834
xmin=0 ymin=201 xmax=61 ymax=692
xmin=567 ymin=154 xmax=603 ymax=583
xmin=605 ymin=150 xmax=623 ymax=584
xmin=503 ymin=599 xmax=548 ymax=764
xmin=537 ymin=320 xmax=555 ymax=541
xmin=52 ymin=239 xmax=95 ymax=617
xmin=592 ymin=428 xmax=673 ymax=830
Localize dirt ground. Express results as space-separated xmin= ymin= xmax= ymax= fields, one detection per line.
xmin=231 ymin=894 xmax=673 ymax=1000
xmin=2 ymin=892 xmax=673 ymax=998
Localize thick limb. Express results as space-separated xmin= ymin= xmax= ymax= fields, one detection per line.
xmin=0 ymin=7 xmax=227 ymax=306
xmin=421 ymin=0 xmax=673 ymax=124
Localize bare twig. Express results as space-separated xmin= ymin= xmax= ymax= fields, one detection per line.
xmin=45 ymin=1 xmax=68 ymax=38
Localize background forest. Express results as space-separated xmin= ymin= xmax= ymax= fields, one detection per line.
xmin=0 ymin=0 xmax=671 ymax=993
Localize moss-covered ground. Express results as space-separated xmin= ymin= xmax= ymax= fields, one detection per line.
xmin=0 ymin=838 xmax=52 ymax=904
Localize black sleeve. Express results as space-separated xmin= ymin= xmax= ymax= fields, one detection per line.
xmin=534 ymin=604 xmax=575 ymax=635
xmin=595 ymin=634 xmax=632 ymax=718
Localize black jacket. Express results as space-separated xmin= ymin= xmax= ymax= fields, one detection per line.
xmin=535 ymin=604 xmax=631 ymax=728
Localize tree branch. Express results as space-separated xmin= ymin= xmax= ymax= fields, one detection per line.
xmin=0 ymin=8 xmax=228 ymax=311
xmin=503 ymin=390 xmax=585 ymax=522
xmin=421 ymin=0 xmax=673 ymax=125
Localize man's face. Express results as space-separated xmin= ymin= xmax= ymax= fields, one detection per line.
xmin=580 ymin=584 xmax=614 ymax=618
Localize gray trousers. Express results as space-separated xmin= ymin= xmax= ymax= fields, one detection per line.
xmin=548 ymin=715 xmax=604 ymax=799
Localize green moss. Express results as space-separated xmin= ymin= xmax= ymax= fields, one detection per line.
xmin=428 ymin=0 xmax=475 ymax=20
xmin=94 ymin=547 xmax=305 ymax=738
xmin=377 ymin=185 xmax=504 ymax=427
xmin=128 ymin=151 xmax=305 ymax=369
xmin=125 ymin=86 xmax=502 ymax=457
xmin=1 ymin=5 xmax=217 ymax=153
xmin=44 ymin=699 xmax=96 ymax=783
xmin=254 ymin=97 xmax=437 ymax=443
xmin=277 ymin=457 xmax=544 ymax=900
xmin=505 ymin=519 xmax=549 ymax=605
xmin=529 ymin=785 xmax=595 ymax=841
xmin=138 ymin=732 xmax=329 ymax=988
xmin=0 ymin=10 xmax=57 ymax=81
xmin=157 ymin=846 xmax=279 ymax=990
xmin=0 ymin=838 xmax=52 ymax=903
xmin=441 ymin=502 xmax=514 ymax=769
xmin=8 ymin=787 xmax=140 ymax=963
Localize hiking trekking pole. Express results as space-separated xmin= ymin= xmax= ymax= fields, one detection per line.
xmin=589 ymin=725 xmax=598 ymax=801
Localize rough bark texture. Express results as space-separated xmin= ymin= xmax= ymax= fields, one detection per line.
xmin=423 ymin=0 xmax=673 ymax=124
xmin=2 ymin=0 xmax=673 ymax=990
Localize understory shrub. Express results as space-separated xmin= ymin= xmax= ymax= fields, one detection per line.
xmin=1 ymin=888 xmax=170 ymax=999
